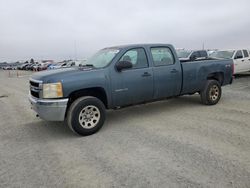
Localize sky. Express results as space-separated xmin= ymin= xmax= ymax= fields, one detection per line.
xmin=0 ymin=0 xmax=250 ymax=62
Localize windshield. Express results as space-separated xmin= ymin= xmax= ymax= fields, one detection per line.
xmin=176 ymin=50 xmax=192 ymax=58
xmin=84 ymin=48 xmax=120 ymax=68
xmin=210 ymin=50 xmax=235 ymax=59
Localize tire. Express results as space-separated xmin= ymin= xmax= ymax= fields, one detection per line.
xmin=66 ymin=96 xmax=106 ymax=136
xmin=200 ymin=80 xmax=221 ymax=105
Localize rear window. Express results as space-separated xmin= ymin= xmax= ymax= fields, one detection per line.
xmin=151 ymin=47 xmax=175 ymax=66
xmin=243 ymin=50 xmax=249 ymax=58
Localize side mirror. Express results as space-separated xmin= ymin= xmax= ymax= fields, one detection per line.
xmin=115 ymin=61 xmax=133 ymax=72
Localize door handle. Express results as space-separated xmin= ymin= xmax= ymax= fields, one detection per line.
xmin=242 ymin=60 xmax=245 ymax=62
xmin=142 ymin=72 xmax=151 ymax=77
xmin=171 ymin=69 xmax=178 ymax=73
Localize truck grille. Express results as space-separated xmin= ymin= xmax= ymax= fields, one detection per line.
xmin=30 ymin=90 xmax=39 ymax=98
xmin=30 ymin=79 xmax=42 ymax=98
xmin=30 ymin=80 xmax=39 ymax=87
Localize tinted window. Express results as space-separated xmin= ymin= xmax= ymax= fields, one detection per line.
xmin=151 ymin=47 xmax=174 ymax=66
xmin=199 ymin=50 xmax=208 ymax=57
xmin=243 ymin=50 xmax=249 ymax=58
xmin=120 ymin=48 xmax=148 ymax=69
xmin=235 ymin=50 xmax=243 ymax=59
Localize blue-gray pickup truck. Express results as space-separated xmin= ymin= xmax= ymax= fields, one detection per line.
xmin=29 ymin=44 xmax=234 ymax=136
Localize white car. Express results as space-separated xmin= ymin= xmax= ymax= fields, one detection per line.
xmin=210 ymin=49 xmax=250 ymax=74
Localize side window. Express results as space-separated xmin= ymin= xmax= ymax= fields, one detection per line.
xmin=199 ymin=51 xmax=208 ymax=57
xmin=120 ymin=48 xmax=148 ymax=69
xmin=235 ymin=50 xmax=243 ymax=59
xmin=243 ymin=50 xmax=249 ymax=58
xmin=151 ymin=47 xmax=174 ymax=66
xmin=191 ymin=51 xmax=200 ymax=58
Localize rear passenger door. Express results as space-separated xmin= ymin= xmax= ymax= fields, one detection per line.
xmin=150 ymin=47 xmax=182 ymax=99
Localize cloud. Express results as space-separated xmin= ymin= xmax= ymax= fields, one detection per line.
xmin=0 ymin=0 xmax=249 ymax=61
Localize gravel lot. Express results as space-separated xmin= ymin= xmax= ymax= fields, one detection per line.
xmin=0 ymin=70 xmax=250 ymax=188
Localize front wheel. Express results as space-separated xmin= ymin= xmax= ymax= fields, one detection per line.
xmin=66 ymin=96 xmax=106 ymax=136
xmin=200 ymin=80 xmax=221 ymax=105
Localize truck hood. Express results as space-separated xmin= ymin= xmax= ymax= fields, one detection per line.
xmin=30 ymin=66 xmax=108 ymax=98
xmin=31 ymin=67 xmax=97 ymax=83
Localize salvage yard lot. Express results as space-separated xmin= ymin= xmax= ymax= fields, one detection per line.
xmin=0 ymin=70 xmax=250 ymax=187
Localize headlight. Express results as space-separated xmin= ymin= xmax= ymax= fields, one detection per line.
xmin=42 ymin=82 xmax=63 ymax=98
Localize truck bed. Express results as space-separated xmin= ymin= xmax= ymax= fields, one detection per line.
xmin=180 ymin=59 xmax=233 ymax=95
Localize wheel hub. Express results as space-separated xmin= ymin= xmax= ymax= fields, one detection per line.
xmin=209 ymin=85 xmax=219 ymax=101
xmin=78 ymin=105 xmax=100 ymax=129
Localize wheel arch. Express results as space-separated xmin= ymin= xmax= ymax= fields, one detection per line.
xmin=207 ymin=72 xmax=224 ymax=85
xmin=65 ymin=87 xmax=108 ymax=118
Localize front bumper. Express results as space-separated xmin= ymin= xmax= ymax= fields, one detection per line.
xmin=29 ymin=95 xmax=69 ymax=121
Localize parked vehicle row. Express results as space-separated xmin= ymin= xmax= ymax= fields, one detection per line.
xmin=14 ymin=60 xmax=86 ymax=71
xmin=176 ymin=48 xmax=250 ymax=74
xmin=3 ymin=66 xmax=17 ymax=70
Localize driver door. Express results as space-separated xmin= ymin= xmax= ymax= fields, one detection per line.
xmin=111 ymin=48 xmax=154 ymax=107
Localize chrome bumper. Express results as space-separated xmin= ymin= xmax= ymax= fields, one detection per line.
xmin=29 ymin=95 xmax=69 ymax=121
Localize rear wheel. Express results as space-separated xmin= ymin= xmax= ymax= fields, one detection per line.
xmin=200 ymin=80 xmax=221 ymax=105
xmin=66 ymin=96 xmax=106 ymax=136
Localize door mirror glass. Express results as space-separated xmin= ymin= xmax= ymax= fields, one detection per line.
xmin=115 ymin=61 xmax=133 ymax=72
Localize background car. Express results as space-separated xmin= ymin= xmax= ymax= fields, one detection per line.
xmin=176 ymin=50 xmax=208 ymax=62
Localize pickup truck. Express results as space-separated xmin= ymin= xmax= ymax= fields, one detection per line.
xmin=210 ymin=49 xmax=250 ymax=74
xmin=29 ymin=44 xmax=234 ymax=136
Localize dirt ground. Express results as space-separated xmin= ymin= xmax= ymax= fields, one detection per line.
xmin=0 ymin=70 xmax=250 ymax=188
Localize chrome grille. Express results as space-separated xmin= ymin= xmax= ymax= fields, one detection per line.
xmin=29 ymin=79 xmax=42 ymax=98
